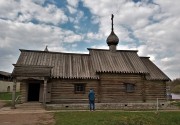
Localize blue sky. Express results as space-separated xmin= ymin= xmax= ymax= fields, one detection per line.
xmin=0 ymin=0 xmax=180 ymax=79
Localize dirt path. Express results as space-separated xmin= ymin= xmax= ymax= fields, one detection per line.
xmin=0 ymin=112 xmax=55 ymax=125
xmin=0 ymin=101 xmax=55 ymax=125
xmin=0 ymin=100 xmax=6 ymax=109
xmin=0 ymin=113 xmax=55 ymax=125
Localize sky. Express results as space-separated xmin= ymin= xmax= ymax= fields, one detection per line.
xmin=0 ymin=0 xmax=179 ymax=80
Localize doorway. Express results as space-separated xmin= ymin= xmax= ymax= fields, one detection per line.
xmin=28 ymin=83 xmax=40 ymax=101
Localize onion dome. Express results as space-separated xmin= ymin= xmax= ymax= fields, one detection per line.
xmin=107 ymin=31 xmax=119 ymax=46
xmin=106 ymin=14 xmax=119 ymax=46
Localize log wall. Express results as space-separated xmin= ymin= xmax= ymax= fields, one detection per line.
xmin=145 ymin=80 xmax=166 ymax=102
xmin=20 ymin=82 xmax=28 ymax=103
xmin=51 ymin=79 xmax=99 ymax=104
xmin=19 ymin=76 xmax=167 ymax=104
xmin=99 ymin=73 xmax=144 ymax=103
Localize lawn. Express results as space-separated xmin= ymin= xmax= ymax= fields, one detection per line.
xmin=55 ymin=111 xmax=180 ymax=125
xmin=0 ymin=92 xmax=20 ymax=100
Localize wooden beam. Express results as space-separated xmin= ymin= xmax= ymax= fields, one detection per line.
xmin=11 ymin=79 xmax=17 ymax=109
xmin=43 ymin=78 xmax=47 ymax=107
xmin=16 ymin=76 xmax=45 ymax=81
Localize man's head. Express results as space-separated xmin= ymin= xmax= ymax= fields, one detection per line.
xmin=90 ymin=88 xmax=93 ymax=92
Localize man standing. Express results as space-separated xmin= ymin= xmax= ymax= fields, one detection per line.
xmin=88 ymin=88 xmax=95 ymax=111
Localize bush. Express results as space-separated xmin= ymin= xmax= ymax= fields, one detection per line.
xmin=171 ymin=85 xmax=180 ymax=94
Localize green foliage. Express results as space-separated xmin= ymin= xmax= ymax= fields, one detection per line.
xmin=171 ymin=85 xmax=180 ymax=94
xmin=0 ymin=92 xmax=20 ymax=100
xmin=168 ymin=78 xmax=180 ymax=94
xmin=55 ymin=111 xmax=180 ymax=125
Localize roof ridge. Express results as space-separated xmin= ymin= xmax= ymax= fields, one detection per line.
xmin=88 ymin=48 xmax=138 ymax=52
xmin=140 ymin=57 xmax=150 ymax=58
xmin=20 ymin=49 xmax=89 ymax=55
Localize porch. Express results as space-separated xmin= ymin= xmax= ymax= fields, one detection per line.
xmin=11 ymin=65 xmax=52 ymax=109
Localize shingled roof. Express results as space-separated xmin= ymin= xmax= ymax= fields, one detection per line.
xmin=89 ymin=49 xmax=148 ymax=74
xmin=12 ymin=49 xmax=170 ymax=81
xmin=140 ymin=57 xmax=170 ymax=81
xmin=14 ymin=49 xmax=98 ymax=79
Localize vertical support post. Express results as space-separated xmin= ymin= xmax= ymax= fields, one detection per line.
xmin=43 ymin=78 xmax=47 ymax=107
xmin=156 ymin=98 xmax=159 ymax=112
xmin=11 ymin=79 xmax=17 ymax=109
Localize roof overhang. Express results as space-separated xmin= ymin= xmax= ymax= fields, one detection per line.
xmin=12 ymin=65 xmax=53 ymax=78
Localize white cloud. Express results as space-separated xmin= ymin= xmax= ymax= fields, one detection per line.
xmin=67 ymin=0 xmax=79 ymax=8
xmin=0 ymin=18 xmax=85 ymax=72
xmin=0 ymin=0 xmax=20 ymax=20
xmin=67 ymin=5 xmax=77 ymax=14
xmin=19 ymin=1 xmax=68 ymax=25
xmin=86 ymin=32 xmax=103 ymax=40
xmin=0 ymin=19 xmax=83 ymax=48
xmin=0 ymin=0 xmax=68 ymax=25
xmin=63 ymin=31 xmax=83 ymax=43
xmin=81 ymin=0 xmax=180 ymax=79
xmin=155 ymin=0 xmax=180 ymax=16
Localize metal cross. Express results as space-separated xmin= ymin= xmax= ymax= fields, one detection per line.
xmin=111 ymin=14 xmax=114 ymax=31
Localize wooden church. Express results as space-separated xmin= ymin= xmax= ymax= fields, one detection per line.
xmin=11 ymin=15 xmax=170 ymax=108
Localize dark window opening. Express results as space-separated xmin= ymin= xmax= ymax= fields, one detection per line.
xmin=74 ymin=84 xmax=85 ymax=94
xmin=125 ymin=83 xmax=135 ymax=93
xmin=28 ymin=83 xmax=40 ymax=101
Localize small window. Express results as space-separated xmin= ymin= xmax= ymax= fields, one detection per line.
xmin=125 ymin=83 xmax=135 ymax=93
xmin=74 ymin=84 xmax=85 ymax=94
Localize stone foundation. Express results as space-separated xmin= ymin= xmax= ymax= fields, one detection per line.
xmin=46 ymin=102 xmax=178 ymax=110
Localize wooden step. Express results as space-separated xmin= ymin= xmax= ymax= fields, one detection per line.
xmin=16 ymin=102 xmax=43 ymax=110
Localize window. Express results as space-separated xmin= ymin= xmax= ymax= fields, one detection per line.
xmin=125 ymin=83 xmax=135 ymax=93
xmin=74 ymin=84 xmax=85 ymax=94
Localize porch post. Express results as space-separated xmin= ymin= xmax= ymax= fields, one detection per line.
xmin=43 ymin=78 xmax=47 ymax=107
xmin=11 ymin=79 xmax=17 ymax=109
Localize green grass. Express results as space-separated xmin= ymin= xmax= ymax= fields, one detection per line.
xmin=0 ymin=92 xmax=20 ymax=100
xmin=55 ymin=111 xmax=180 ymax=125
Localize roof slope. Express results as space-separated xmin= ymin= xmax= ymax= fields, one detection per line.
xmin=140 ymin=57 xmax=170 ymax=80
xmin=13 ymin=49 xmax=170 ymax=80
xmin=15 ymin=50 xmax=98 ymax=79
xmin=89 ymin=49 xmax=149 ymax=74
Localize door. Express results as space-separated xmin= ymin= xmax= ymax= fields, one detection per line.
xmin=28 ymin=83 xmax=40 ymax=101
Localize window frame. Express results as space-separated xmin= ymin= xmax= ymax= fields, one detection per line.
xmin=74 ymin=84 xmax=86 ymax=94
xmin=124 ymin=83 xmax=135 ymax=93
